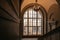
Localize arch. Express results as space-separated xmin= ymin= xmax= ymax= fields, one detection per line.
xmin=21 ymin=3 xmax=47 ymax=17
xmin=20 ymin=3 xmax=47 ymax=37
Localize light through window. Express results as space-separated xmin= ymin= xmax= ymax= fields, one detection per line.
xmin=23 ymin=8 xmax=43 ymax=36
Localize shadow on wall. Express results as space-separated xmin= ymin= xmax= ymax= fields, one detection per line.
xmin=56 ymin=0 xmax=60 ymax=5
xmin=48 ymin=4 xmax=60 ymax=27
xmin=0 ymin=0 xmax=19 ymax=40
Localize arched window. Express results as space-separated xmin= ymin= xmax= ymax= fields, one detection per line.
xmin=23 ymin=7 xmax=43 ymax=36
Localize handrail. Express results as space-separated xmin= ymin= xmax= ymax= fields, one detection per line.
xmin=38 ymin=26 xmax=60 ymax=40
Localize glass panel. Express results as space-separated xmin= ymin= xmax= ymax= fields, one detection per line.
xmin=38 ymin=19 xmax=41 ymax=22
xmin=23 ymin=27 xmax=28 ymax=35
xmin=24 ymin=19 xmax=27 ymax=26
xmin=24 ymin=19 xmax=27 ymax=22
xmin=33 ymin=22 xmax=36 ymax=26
xmin=33 ymin=19 xmax=36 ymax=23
xmin=24 ymin=22 xmax=27 ymax=26
xmin=29 ymin=9 xmax=33 ymax=18
xmin=38 ymin=11 xmax=42 ymax=18
xmin=24 ymin=11 xmax=27 ymax=18
xmin=38 ymin=22 xmax=41 ymax=26
xmin=29 ymin=27 xmax=32 ymax=35
xmin=29 ymin=22 xmax=32 ymax=26
xmin=38 ymin=27 xmax=41 ymax=35
xmin=33 ymin=27 xmax=37 ymax=35
xmin=33 ymin=10 xmax=36 ymax=18
xmin=38 ymin=19 xmax=41 ymax=26
xmin=33 ymin=19 xmax=36 ymax=26
xmin=29 ymin=19 xmax=32 ymax=26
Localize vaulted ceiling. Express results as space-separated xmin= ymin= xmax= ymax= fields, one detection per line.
xmin=20 ymin=0 xmax=24 ymax=5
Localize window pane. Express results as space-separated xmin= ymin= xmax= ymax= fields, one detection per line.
xmin=29 ymin=27 xmax=32 ymax=35
xmin=33 ymin=27 xmax=37 ymax=35
xmin=33 ymin=22 xmax=36 ymax=26
xmin=23 ymin=27 xmax=28 ymax=35
xmin=38 ymin=27 xmax=41 ymax=35
xmin=24 ymin=19 xmax=27 ymax=26
xmin=29 ymin=19 xmax=32 ymax=23
xmin=38 ymin=19 xmax=41 ymax=22
xmin=33 ymin=10 xmax=36 ymax=18
xmin=38 ymin=11 xmax=42 ymax=18
xmin=33 ymin=19 xmax=36 ymax=23
xmin=29 ymin=9 xmax=33 ymax=18
xmin=29 ymin=22 xmax=32 ymax=26
xmin=29 ymin=19 xmax=32 ymax=26
xmin=24 ymin=19 xmax=27 ymax=22
xmin=24 ymin=22 xmax=27 ymax=26
xmin=24 ymin=11 xmax=27 ymax=18
xmin=38 ymin=19 xmax=42 ymax=26
xmin=38 ymin=22 xmax=41 ymax=26
xmin=33 ymin=19 xmax=36 ymax=26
